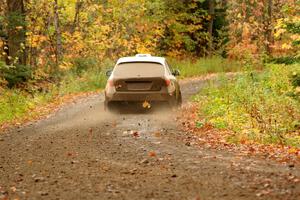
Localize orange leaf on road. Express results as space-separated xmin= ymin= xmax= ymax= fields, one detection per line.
xmin=148 ymin=151 xmax=156 ymax=157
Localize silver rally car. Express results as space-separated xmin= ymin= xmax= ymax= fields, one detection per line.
xmin=104 ymin=54 xmax=182 ymax=111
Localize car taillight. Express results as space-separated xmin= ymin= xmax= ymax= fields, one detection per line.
xmin=165 ymin=79 xmax=171 ymax=86
xmin=108 ymin=79 xmax=114 ymax=87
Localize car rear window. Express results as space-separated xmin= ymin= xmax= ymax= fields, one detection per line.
xmin=113 ymin=62 xmax=165 ymax=78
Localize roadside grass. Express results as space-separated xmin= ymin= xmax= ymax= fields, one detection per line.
xmin=0 ymin=68 xmax=107 ymax=128
xmin=0 ymin=89 xmax=54 ymax=124
xmin=169 ymin=56 xmax=243 ymax=78
xmin=194 ymin=63 xmax=300 ymax=147
xmin=59 ymin=69 xmax=107 ymax=95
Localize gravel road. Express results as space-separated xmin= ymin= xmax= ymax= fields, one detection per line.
xmin=0 ymin=78 xmax=299 ymax=200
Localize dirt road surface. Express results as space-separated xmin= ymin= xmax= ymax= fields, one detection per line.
xmin=1 ymin=78 xmax=299 ymax=200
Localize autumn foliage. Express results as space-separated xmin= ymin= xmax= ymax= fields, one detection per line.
xmin=0 ymin=0 xmax=299 ymax=82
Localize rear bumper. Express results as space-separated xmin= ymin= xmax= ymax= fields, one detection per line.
xmin=105 ymin=91 xmax=174 ymax=102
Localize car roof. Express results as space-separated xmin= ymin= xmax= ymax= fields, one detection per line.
xmin=116 ymin=55 xmax=166 ymax=66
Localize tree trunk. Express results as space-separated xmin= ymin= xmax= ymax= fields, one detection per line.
xmin=265 ymin=0 xmax=273 ymax=55
xmin=208 ymin=0 xmax=215 ymax=57
xmin=73 ymin=0 xmax=83 ymax=32
xmin=53 ymin=0 xmax=62 ymax=71
xmin=6 ymin=0 xmax=27 ymax=65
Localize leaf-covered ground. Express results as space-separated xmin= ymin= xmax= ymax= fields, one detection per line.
xmin=179 ymin=103 xmax=300 ymax=165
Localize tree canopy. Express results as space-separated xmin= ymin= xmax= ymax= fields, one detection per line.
xmin=0 ymin=0 xmax=299 ymax=87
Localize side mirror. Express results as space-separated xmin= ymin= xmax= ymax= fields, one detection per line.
xmin=172 ymin=69 xmax=180 ymax=76
xmin=106 ymin=70 xmax=112 ymax=77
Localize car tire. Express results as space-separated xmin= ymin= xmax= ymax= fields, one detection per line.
xmin=105 ymin=100 xmax=118 ymax=113
xmin=177 ymin=92 xmax=182 ymax=107
xmin=168 ymin=97 xmax=178 ymax=108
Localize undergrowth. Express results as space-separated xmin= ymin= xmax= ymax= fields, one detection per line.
xmin=0 ymin=68 xmax=107 ymax=126
xmin=194 ymin=64 xmax=300 ymax=147
xmin=169 ymin=56 xmax=243 ymax=78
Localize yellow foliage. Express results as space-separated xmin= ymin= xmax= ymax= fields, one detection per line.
xmin=59 ymin=61 xmax=73 ymax=71
xmin=274 ymin=28 xmax=286 ymax=39
xmin=282 ymin=43 xmax=293 ymax=50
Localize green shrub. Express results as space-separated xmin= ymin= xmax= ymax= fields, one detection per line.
xmin=268 ymin=56 xmax=300 ymax=65
xmin=72 ymin=57 xmax=99 ymax=75
xmin=0 ymin=64 xmax=32 ymax=87
xmin=59 ymin=69 xmax=107 ymax=95
xmin=289 ymin=70 xmax=300 ymax=101
xmin=195 ymin=64 xmax=300 ymax=146
xmin=291 ymin=71 xmax=300 ymax=87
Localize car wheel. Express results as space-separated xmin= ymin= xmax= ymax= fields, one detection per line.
xmin=177 ymin=92 xmax=182 ymax=107
xmin=105 ymin=101 xmax=119 ymax=113
xmin=168 ymin=97 xmax=178 ymax=108
xmin=169 ymin=92 xmax=182 ymax=108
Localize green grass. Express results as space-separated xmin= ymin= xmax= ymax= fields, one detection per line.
xmin=194 ymin=63 xmax=300 ymax=146
xmin=0 ymin=68 xmax=107 ymax=126
xmin=59 ymin=69 xmax=107 ymax=95
xmin=169 ymin=56 xmax=243 ymax=78
xmin=0 ymin=89 xmax=54 ymax=124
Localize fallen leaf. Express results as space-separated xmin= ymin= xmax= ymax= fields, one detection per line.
xmin=10 ymin=187 xmax=16 ymax=192
xmin=148 ymin=151 xmax=156 ymax=157
xmin=112 ymin=121 xmax=117 ymax=127
xmin=132 ymin=131 xmax=139 ymax=137
xmin=154 ymin=132 xmax=161 ymax=137
xmin=142 ymin=101 xmax=151 ymax=109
